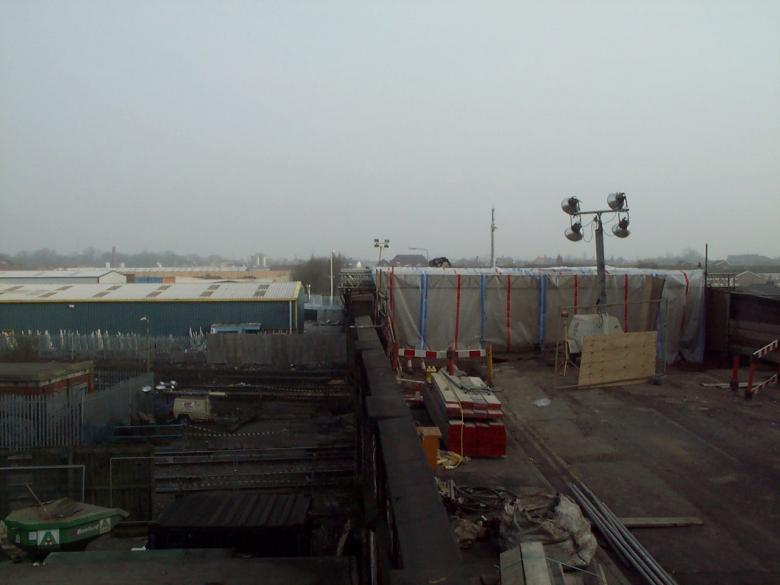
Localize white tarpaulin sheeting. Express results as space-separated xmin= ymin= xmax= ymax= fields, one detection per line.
xmin=376 ymin=267 xmax=704 ymax=364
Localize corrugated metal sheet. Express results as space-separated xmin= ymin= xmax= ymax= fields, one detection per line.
xmin=0 ymin=362 xmax=93 ymax=384
xmin=0 ymin=269 xmax=121 ymax=279
xmin=0 ymin=282 xmax=302 ymax=302
xmin=121 ymin=266 xmax=250 ymax=273
xmin=0 ymin=299 xmax=304 ymax=335
xmin=156 ymin=493 xmax=310 ymax=528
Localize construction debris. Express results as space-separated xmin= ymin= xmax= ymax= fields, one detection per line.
xmin=438 ymin=479 xmax=516 ymax=514
xmin=499 ymin=492 xmax=598 ymax=569
xmin=450 ymin=516 xmax=487 ymax=548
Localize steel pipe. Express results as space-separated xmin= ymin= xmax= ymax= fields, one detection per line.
xmin=570 ymin=483 xmax=675 ymax=585
xmin=570 ymin=484 xmax=665 ymax=585
xmin=577 ymin=483 xmax=678 ymax=585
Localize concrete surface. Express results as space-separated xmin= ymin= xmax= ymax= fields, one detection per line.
xmin=455 ymin=357 xmax=780 ymax=585
xmin=0 ymin=556 xmax=354 ymax=585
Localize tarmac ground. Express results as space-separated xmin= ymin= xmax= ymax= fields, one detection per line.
xmin=438 ymin=355 xmax=780 ymax=585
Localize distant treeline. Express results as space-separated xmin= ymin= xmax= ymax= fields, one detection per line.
xmin=2 ymin=247 xmax=241 ymax=269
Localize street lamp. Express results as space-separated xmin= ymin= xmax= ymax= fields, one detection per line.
xmin=374 ymin=238 xmax=390 ymax=263
xmin=560 ymin=192 xmax=631 ymax=307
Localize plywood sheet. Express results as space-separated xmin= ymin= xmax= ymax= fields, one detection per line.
xmin=578 ymin=331 xmax=656 ymax=387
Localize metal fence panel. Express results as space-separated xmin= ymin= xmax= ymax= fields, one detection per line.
xmin=0 ymin=389 xmax=85 ymax=449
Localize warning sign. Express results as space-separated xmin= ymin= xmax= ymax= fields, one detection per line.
xmin=38 ymin=529 xmax=60 ymax=546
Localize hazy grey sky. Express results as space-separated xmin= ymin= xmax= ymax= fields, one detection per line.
xmin=1 ymin=1 xmax=778 ymax=261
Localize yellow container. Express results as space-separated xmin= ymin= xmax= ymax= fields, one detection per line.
xmin=417 ymin=426 xmax=442 ymax=471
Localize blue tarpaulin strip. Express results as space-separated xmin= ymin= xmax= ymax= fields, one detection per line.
xmin=480 ymin=274 xmax=486 ymax=346
xmin=537 ymin=275 xmax=547 ymax=345
xmin=418 ymin=272 xmax=428 ymax=349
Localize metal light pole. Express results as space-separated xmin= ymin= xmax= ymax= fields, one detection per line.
xmin=594 ymin=213 xmax=607 ymax=306
xmin=561 ymin=193 xmax=631 ymax=308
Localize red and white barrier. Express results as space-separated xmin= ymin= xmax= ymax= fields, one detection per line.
xmin=732 ymin=339 xmax=780 ymax=400
xmin=750 ymin=373 xmax=779 ymax=396
xmin=753 ymin=339 xmax=779 ymax=359
xmin=397 ymin=347 xmax=486 ymax=359
xmin=398 ymin=348 xmax=447 ymax=359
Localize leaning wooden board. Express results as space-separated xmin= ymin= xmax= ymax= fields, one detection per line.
xmin=578 ymin=331 xmax=657 ymax=387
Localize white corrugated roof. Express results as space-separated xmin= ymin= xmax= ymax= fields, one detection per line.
xmin=0 ymin=269 xmax=121 ymax=279
xmin=0 ymin=281 xmax=302 ymax=302
xmin=119 ymin=266 xmax=251 ymax=273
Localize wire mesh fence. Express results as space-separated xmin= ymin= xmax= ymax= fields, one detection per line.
xmin=0 ymin=329 xmax=207 ymax=363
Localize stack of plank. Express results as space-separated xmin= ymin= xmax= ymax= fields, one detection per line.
xmin=425 ymin=372 xmax=506 ymax=457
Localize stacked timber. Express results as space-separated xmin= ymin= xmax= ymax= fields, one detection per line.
xmin=425 ymin=372 xmax=506 ymax=457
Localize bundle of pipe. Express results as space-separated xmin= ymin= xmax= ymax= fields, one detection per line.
xmin=568 ymin=482 xmax=678 ymax=585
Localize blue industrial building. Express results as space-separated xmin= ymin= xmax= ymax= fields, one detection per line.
xmin=0 ymin=282 xmax=304 ymax=335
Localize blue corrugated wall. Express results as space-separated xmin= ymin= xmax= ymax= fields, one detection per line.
xmin=0 ymin=297 xmax=305 ymax=335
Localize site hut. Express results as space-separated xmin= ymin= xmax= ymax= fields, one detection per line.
xmin=0 ymin=282 xmax=305 ymax=336
xmin=0 ymin=361 xmax=94 ymax=395
xmin=0 ymin=269 xmax=127 ymax=285
xmin=0 ymin=362 xmax=95 ymax=450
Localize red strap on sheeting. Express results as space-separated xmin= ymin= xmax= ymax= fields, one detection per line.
xmin=505 ymin=275 xmax=512 ymax=351
xmin=454 ymin=274 xmax=462 ymax=350
xmin=623 ymin=274 xmax=629 ymax=332
xmin=389 ymin=266 xmax=395 ymax=326
xmin=573 ymin=274 xmax=579 ymax=313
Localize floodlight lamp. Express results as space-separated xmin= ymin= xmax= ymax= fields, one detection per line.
xmin=373 ymin=239 xmax=380 ymax=247
xmin=565 ymin=222 xmax=583 ymax=242
xmin=612 ymin=217 xmax=630 ymax=238
xmin=561 ymin=196 xmax=581 ymax=215
xmin=607 ymin=192 xmax=627 ymax=211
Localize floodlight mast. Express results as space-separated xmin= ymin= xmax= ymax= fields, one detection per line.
xmin=560 ymin=193 xmax=630 ymax=309
xmin=374 ymin=238 xmax=390 ymax=263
